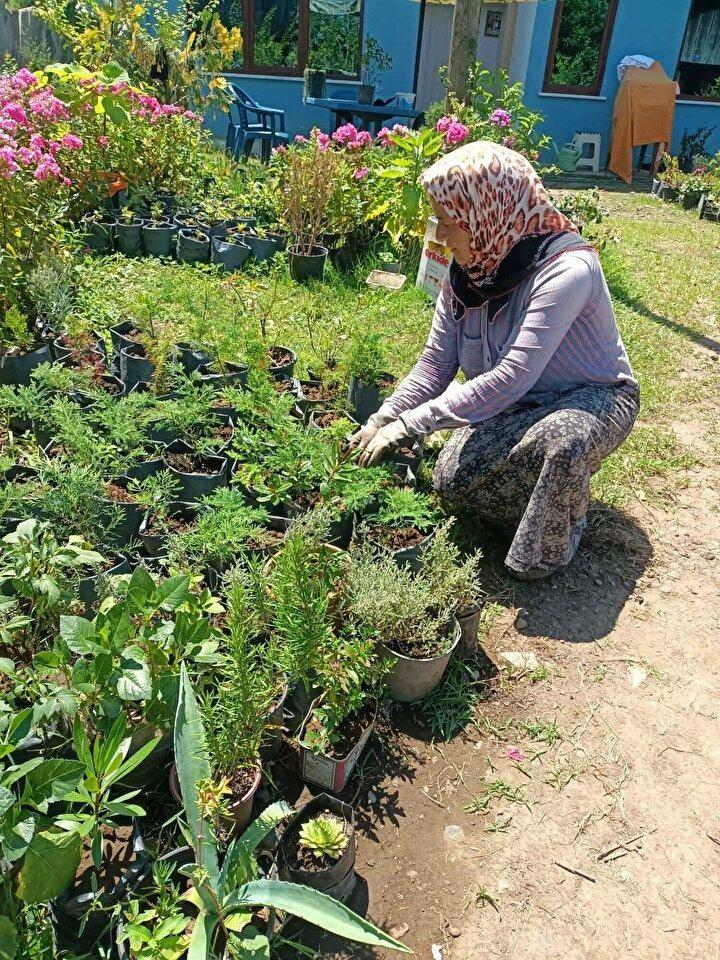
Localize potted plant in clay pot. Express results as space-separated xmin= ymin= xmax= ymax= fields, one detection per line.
xmin=0 ymin=306 xmax=53 ymax=386
xmin=278 ymin=794 xmax=357 ymax=902
xmin=142 ymin=201 xmax=177 ymax=257
xmin=358 ymin=36 xmax=392 ymax=104
xmin=279 ymin=131 xmax=342 ymax=282
xmin=345 ymin=330 xmax=396 ymax=424
xmin=344 ymin=522 xmax=483 ymax=701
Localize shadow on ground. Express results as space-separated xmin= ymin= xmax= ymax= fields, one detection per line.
xmin=457 ymin=502 xmax=653 ymax=644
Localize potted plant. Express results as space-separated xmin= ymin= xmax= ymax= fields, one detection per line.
xmin=304 ymin=66 xmax=327 ymax=100
xmin=119 ymin=342 xmax=155 ymax=391
xmin=296 ymin=378 xmax=342 ymax=421
xmin=344 ymin=524 xmax=483 ymax=701
xmin=176 ymin=227 xmax=210 ymax=264
xmin=345 ymin=331 xmax=396 ymax=423
xmin=138 ymin=499 xmax=197 ymax=557
xmin=50 ymin=715 xmax=159 ymax=952
xmin=115 ymin=205 xmax=145 ymax=257
xmin=278 ymin=795 xmax=357 ymax=902
xmin=297 ymin=622 xmax=384 ymax=791
xmin=657 ymin=154 xmax=683 ymax=201
xmin=241 ymin=226 xmax=287 ymax=262
xmin=162 ymin=439 xmax=228 ymax=502
xmin=142 ymin=202 xmax=177 ymax=257
xmin=679 ymin=172 xmax=707 ymax=211
xmin=358 ymin=487 xmax=442 ymax=569
xmin=0 ymin=307 xmax=53 ymax=386
xmin=279 ymin=134 xmax=341 ymax=281
xmin=82 ymin=209 xmax=117 ymax=254
xmin=359 ymin=36 xmax=392 ymax=104
xmin=172 ymin=665 xmax=411 ymax=957
xmin=210 ymin=233 xmax=252 ymax=271
xmin=309 ymin=408 xmax=359 ymax=434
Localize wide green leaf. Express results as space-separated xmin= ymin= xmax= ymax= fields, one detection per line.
xmin=229 ymin=926 xmax=269 ymax=959
xmin=125 ymin=564 xmax=156 ymax=613
xmin=187 ymin=911 xmax=216 ymax=960
xmin=154 ymin=575 xmax=190 ymax=612
xmin=117 ymin=646 xmax=152 ymax=701
xmin=17 ymin=829 xmax=82 ymax=904
xmin=59 ymin=615 xmax=96 ymax=654
xmin=220 ymin=801 xmax=294 ymax=896
xmin=226 ymin=880 xmax=412 ymax=953
xmin=0 ymin=785 xmax=15 ymax=816
xmin=175 ymin=664 xmax=219 ymax=890
xmin=0 ymin=916 xmax=18 ymax=960
xmin=25 ymin=759 xmax=85 ymax=808
xmin=0 ymin=810 xmax=35 ymax=861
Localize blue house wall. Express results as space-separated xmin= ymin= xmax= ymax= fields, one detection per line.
xmin=523 ymin=0 xmax=720 ymax=162
xmin=204 ymin=0 xmax=421 ymax=142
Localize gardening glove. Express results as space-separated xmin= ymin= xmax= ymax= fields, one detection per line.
xmin=348 ymin=413 xmax=387 ymax=453
xmin=358 ymin=419 xmax=409 ymax=467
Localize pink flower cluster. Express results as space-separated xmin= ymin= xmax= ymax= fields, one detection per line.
xmin=376 ymin=124 xmax=410 ymax=147
xmin=123 ymin=88 xmax=200 ymax=124
xmin=0 ymin=69 xmax=75 ymax=183
xmin=332 ymin=123 xmax=373 ymax=150
xmin=436 ymin=115 xmax=470 ymax=147
xmin=490 ymin=108 xmax=512 ymax=128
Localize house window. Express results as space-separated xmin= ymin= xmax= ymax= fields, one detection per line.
xmin=222 ymin=0 xmax=363 ymax=77
xmin=676 ymin=0 xmax=720 ymax=101
xmin=543 ymin=0 xmax=619 ymax=95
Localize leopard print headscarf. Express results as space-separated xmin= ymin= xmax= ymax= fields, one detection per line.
xmin=421 ymin=141 xmax=579 ymax=281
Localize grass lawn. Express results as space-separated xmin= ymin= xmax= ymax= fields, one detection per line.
xmin=77 ymin=190 xmax=720 ymax=509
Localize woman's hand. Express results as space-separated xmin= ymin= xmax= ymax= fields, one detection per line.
xmin=348 ymin=415 xmax=384 ymax=453
xmin=358 ymin=420 xmax=409 ymax=466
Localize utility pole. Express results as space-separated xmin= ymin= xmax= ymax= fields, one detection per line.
xmin=447 ymin=0 xmax=482 ymax=104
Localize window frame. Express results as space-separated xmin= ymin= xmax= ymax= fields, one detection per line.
xmin=223 ymin=0 xmax=365 ymax=80
xmin=542 ymin=0 xmax=619 ymax=96
xmin=674 ymin=0 xmax=720 ymax=103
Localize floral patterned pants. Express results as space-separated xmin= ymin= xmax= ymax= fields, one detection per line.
xmin=433 ymin=382 xmax=640 ymax=575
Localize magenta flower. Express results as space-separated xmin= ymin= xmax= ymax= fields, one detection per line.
xmin=392 ymin=123 xmax=410 ymax=136
xmin=0 ymin=146 xmax=19 ymax=178
xmin=491 ymin=108 xmax=512 ymax=128
xmin=97 ymin=135 xmax=110 ymax=148
xmin=376 ymin=126 xmax=392 ymax=146
xmin=436 ymin=115 xmax=456 ymax=134
xmin=354 ymin=165 xmax=370 ymax=180
xmin=502 ymin=135 xmax=518 ymax=150
xmin=294 ymin=134 xmax=309 ymax=144
xmin=3 ymin=103 xmax=27 ymax=124
xmin=332 ymin=122 xmax=358 ymax=145
xmin=445 ymin=121 xmax=469 ymax=145
xmin=61 ymin=133 xmax=83 ymax=150
xmin=12 ymin=68 xmax=37 ymax=89
xmin=506 ymin=747 xmax=524 ymax=763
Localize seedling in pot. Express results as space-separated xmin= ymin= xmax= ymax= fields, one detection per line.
xmin=361 ymin=487 xmax=442 ymax=553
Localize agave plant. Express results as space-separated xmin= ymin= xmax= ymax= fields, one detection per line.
xmin=173 ymin=664 xmax=411 ymax=958
xmin=298 ymin=816 xmax=349 ymax=860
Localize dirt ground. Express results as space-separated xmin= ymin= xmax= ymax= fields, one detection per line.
xmin=288 ymin=394 xmax=720 ymax=960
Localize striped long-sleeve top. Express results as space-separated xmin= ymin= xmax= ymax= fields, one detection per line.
xmin=376 ymin=234 xmax=636 ymax=436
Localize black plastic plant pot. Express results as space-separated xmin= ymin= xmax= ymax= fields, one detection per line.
xmin=298 ymin=701 xmax=377 ymax=793
xmin=278 ymin=794 xmax=357 ymax=902
xmin=681 ymin=192 xmax=701 ymax=211
xmin=267 ymin=345 xmax=297 ymax=381
xmin=347 ymin=372 xmax=397 ymax=424
xmin=115 ymin=219 xmax=144 ymax=257
xmin=173 ymin=211 xmax=211 ymax=232
xmin=382 ymin=621 xmax=461 ymax=703
xmin=119 ymin=724 xmax=173 ymax=792
xmin=198 ymin=360 xmax=250 ymax=390
xmin=78 ymin=555 xmax=131 ymax=612
xmin=52 ymin=822 xmax=148 ymax=954
xmin=0 ymin=344 xmax=52 ymax=386
xmin=83 ymin=217 xmax=115 ymax=254
xmin=296 ymin=381 xmax=342 ymax=422
xmin=658 ymin=185 xmax=679 ymax=202
xmin=71 ymin=374 xmax=126 ymax=407
xmin=211 ymin=235 xmax=252 ymax=272
xmin=289 ymin=244 xmax=328 ymax=282
xmin=120 ymin=344 xmax=155 ymax=390
xmin=139 ymin=501 xmax=198 ymax=557
xmin=175 ymin=342 xmax=209 ymax=374
xmin=244 ymin=232 xmax=285 ymax=262
xmin=162 ymin=439 xmax=228 ymax=502
xmin=142 ymin=222 xmax=177 ymax=257
xmin=390 ymin=438 xmax=424 ymax=470
xmin=259 ymin=685 xmax=289 ymax=763
xmin=103 ymin=485 xmax=144 ymax=549
xmin=122 ymin=455 xmax=163 ymax=483
xmin=176 ymin=228 xmax=210 ymax=264
xmin=109 ymin=321 xmax=142 ymax=361
xmin=362 ymin=525 xmax=435 ymax=572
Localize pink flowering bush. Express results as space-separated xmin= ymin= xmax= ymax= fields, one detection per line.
xmin=435 ymin=115 xmax=470 ymax=148
xmin=0 ymin=62 xmax=211 ymax=309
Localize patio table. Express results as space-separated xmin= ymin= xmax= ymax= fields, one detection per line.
xmin=304 ymin=97 xmax=423 ymax=135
